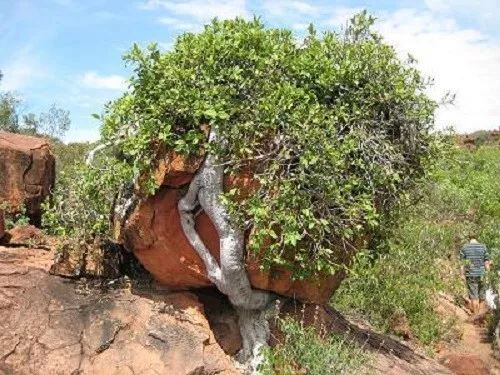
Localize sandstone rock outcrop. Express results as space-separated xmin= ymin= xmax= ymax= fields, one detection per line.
xmin=120 ymin=182 xmax=349 ymax=303
xmin=0 ymin=245 xmax=238 ymax=375
xmin=0 ymin=131 xmax=55 ymax=226
xmin=117 ymin=151 xmax=361 ymax=303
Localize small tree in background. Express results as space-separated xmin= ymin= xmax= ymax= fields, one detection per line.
xmin=0 ymin=71 xmax=71 ymax=140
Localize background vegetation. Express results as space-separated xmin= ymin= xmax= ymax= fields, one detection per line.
xmin=334 ymin=142 xmax=500 ymax=346
xmin=262 ymin=140 xmax=499 ymax=372
xmin=0 ymin=71 xmax=70 ymax=140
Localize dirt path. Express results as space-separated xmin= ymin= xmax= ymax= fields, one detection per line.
xmin=437 ymin=294 xmax=500 ymax=375
xmin=459 ymin=319 xmax=499 ymax=373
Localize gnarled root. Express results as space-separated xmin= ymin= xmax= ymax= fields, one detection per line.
xmin=178 ymin=127 xmax=274 ymax=370
xmin=236 ymin=307 xmax=273 ymax=374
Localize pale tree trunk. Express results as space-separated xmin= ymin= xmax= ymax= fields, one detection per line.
xmin=178 ymin=127 xmax=274 ymax=372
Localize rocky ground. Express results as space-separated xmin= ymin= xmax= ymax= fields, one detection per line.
xmin=0 ymin=243 xmax=492 ymax=375
xmin=0 ymin=245 xmax=237 ymax=375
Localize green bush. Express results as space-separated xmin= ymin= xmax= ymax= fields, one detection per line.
xmin=334 ymin=145 xmax=500 ymax=345
xmin=42 ymin=138 xmax=131 ymax=244
xmin=262 ymin=317 xmax=368 ymax=375
xmin=42 ymin=154 xmax=131 ymax=242
xmin=96 ymin=12 xmax=441 ymax=279
xmin=0 ymin=202 xmax=30 ymax=230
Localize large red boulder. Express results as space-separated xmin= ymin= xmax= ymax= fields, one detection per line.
xmin=0 ymin=132 xmax=55 ymax=226
xmin=119 ymin=154 xmax=361 ymax=303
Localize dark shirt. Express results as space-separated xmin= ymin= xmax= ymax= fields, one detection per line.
xmin=460 ymin=242 xmax=489 ymax=277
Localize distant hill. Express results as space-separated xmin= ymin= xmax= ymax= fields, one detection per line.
xmin=456 ymin=128 xmax=500 ymax=148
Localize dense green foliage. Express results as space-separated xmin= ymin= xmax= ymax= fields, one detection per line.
xmin=334 ymin=145 xmax=500 ymax=345
xmin=42 ymin=151 xmax=130 ymax=242
xmin=96 ymin=13 xmax=440 ymax=278
xmin=41 ymin=142 xmax=103 ymax=242
xmin=262 ymin=317 xmax=368 ymax=374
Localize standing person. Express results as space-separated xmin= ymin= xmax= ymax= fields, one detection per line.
xmin=460 ymin=232 xmax=491 ymax=315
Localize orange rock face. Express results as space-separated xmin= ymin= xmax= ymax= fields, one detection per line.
xmin=0 ymin=132 xmax=55 ymax=226
xmin=5 ymin=225 xmax=43 ymax=245
xmin=119 ymin=153 xmax=352 ymax=303
xmin=123 ymin=187 xmax=346 ymax=302
xmin=123 ymin=188 xmax=217 ymax=290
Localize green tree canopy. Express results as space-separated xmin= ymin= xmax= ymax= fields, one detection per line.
xmin=97 ymin=13 xmax=441 ymax=278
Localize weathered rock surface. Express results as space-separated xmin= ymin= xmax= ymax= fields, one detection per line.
xmin=3 ymin=225 xmax=44 ymax=246
xmin=0 ymin=132 xmax=55 ymax=226
xmin=0 ymin=245 xmax=238 ymax=375
xmin=119 ymin=157 xmax=349 ymax=303
xmin=0 ymin=209 xmax=4 ymax=240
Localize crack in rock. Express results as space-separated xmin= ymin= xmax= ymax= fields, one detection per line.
xmin=95 ymin=323 xmax=127 ymax=354
xmin=1 ymin=336 xmax=20 ymax=361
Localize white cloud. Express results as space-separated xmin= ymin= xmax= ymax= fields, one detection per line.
xmin=1 ymin=47 xmax=45 ymax=91
xmin=159 ymin=17 xmax=196 ymax=30
xmin=140 ymin=0 xmax=248 ymax=21
xmin=424 ymin=0 xmax=449 ymax=12
xmin=2 ymin=61 xmax=37 ymax=91
xmin=374 ymin=9 xmax=500 ymax=132
xmin=292 ymin=23 xmax=310 ymax=31
xmin=159 ymin=41 xmax=174 ymax=51
xmin=261 ymin=0 xmax=319 ymax=17
xmin=323 ymin=7 xmax=364 ymax=27
xmin=79 ymin=72 xmax=127 ymax=91
xmin=424 ymin=0 xmax=499 ymax=27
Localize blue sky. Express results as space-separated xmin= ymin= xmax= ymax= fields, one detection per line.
xmin=1 ymin=0 xmax=499 ymax=142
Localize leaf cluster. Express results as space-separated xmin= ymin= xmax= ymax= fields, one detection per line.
xmin=42 ymin=150 xmax=131 ymax=242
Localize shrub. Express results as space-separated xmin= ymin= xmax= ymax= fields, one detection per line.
xmin=42 ymin=153 xmax=131 ymax=242
xmin=50 ymin=141 xmax=93 ymax=176
xmin=0 ymin=202 xmax=30 ymax=230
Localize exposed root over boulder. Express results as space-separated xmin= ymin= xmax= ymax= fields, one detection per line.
xmin=177 ymin=128 xmax=274 ymax=370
